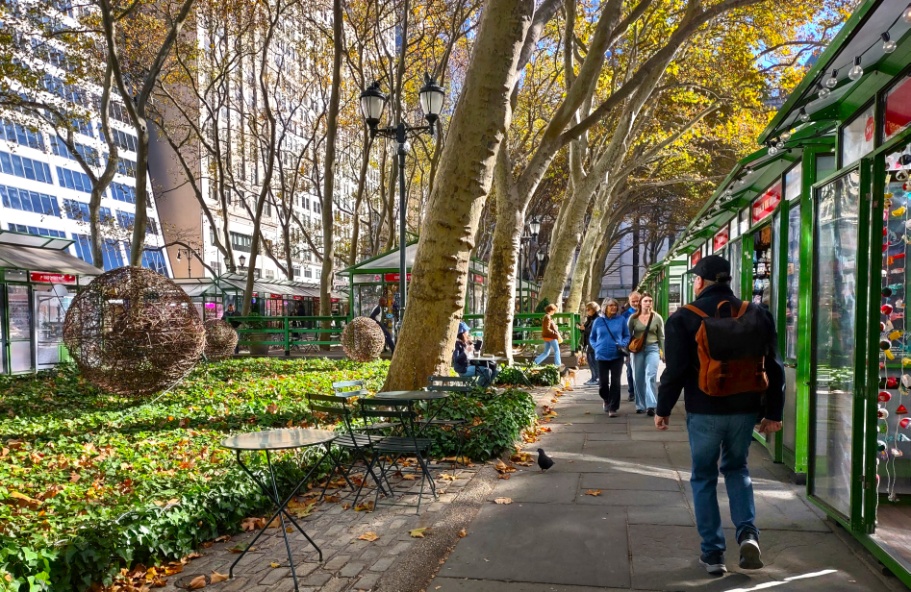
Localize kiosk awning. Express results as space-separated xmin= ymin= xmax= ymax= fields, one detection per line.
xmin=0 ymin=243 xmax=101 ymax=277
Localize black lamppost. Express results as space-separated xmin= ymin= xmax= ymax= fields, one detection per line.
xmin=518 ymin=217 xmax=541 ymax=313
xmin=237 ymin=254 xmax=247 ymax=271
xmin=536 ymin=248 xmax=546 ymax=279
xmin=175 ymin=245 xmax=199 ymax=278
xmin=359 ymin=74 xmax=445 ymax=323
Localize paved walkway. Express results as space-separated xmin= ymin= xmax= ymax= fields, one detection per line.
xmin=158 ymin=369 xmax=905 ymax=592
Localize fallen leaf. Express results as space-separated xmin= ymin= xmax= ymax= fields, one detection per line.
xmin=497 ymin=473 xmax=510 ymax=480
xmin=409 ymin=527 xmax=428 ymax=538
xmin=210 ymin=571 xmax=229 ymax=583
xmin=439 ymin=473 xmax=457 ymax=481
xmin=354 ymin=500 xmax=374 ymax=512
xmin=213 ymin=535 xmax=231 ymax=543
xmin=357 ymin=532 xmax=379 ymax=542
xmin=240 ymin=517 xmax=265 ymax=532
xmin=493 ymin=497 xmax=513 ymax=505
xmin=187 ymin=575 xmax=207 ymax=589
xmin=269 ymin=562 xmax=281 ymax=568
xmin=585 ymin=489 xmax=603 ymax=496
xmin=457 ymin=528 xmax=468 ymax=538
xmin=400 ymin=473 xmax=420 ymax=480
xmin=8 ymin=491 xmax=40 ymax=505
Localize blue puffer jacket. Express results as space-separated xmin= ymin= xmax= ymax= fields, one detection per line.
xmin=589 ymin=313 xmax=631 ymax=361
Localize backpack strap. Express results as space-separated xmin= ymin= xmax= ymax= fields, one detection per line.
xmin=682 ymin=304 xmax=708 ymax=318
xmin=735 ymin=301 xmax=749 ymax=318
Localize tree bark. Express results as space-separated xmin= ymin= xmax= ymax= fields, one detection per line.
xmin=383 ymin=0 xmax=535 ymax=390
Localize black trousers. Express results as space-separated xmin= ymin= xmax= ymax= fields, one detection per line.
xmin=597 ymin=358 xmax=624 ymax=411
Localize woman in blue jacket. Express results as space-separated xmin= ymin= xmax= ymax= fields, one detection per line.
xmin=589 ymin=298 xmax=631 ymax=416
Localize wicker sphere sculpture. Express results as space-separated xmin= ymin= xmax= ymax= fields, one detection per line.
xmin=64 ymin=266 xmax=205 ymax=397
xmin=341 ymin=317 xmax=385 ymax=362
xmin=204 ymin=319 xmax=238 ymax=360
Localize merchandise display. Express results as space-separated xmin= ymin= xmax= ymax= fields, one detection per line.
xmin=878 ymin=144 xmax=911 ymax=504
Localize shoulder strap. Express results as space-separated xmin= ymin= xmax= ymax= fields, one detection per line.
xmin=682 ymin=304 xmax=708 ymax=319
xmin=601 ymin=317 xmax=621 ymax=342
xmin=735 ymin=301 xmax=750 ymax=318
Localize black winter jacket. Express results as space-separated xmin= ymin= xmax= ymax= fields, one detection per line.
xmin=581 ymin=313 xmax=597 ymax=347
xmin=656 ymin=283 xmax=785 ymax=421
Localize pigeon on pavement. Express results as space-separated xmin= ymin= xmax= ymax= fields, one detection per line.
xmin=537 ymin=448 xmax=555 ymax=472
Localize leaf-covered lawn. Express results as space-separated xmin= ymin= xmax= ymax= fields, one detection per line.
xmin=0 ymin=358 xmax=389 ymax=590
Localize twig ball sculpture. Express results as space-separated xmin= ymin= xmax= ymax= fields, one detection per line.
xmin=63 ymin=267 xmax=205 ymax=396
xmin=341 ymin=317 xmax=385 ymax=362
xmin=204 ymin=319 xmax=238 ymax=360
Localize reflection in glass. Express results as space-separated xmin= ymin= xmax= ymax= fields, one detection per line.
xmin=729 ymin=240 xmax=742 ymax=298
xmin=812 ymin=170 xmax=860 ymax=518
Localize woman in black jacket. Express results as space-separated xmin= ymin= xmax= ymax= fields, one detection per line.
xmin=577 ymin=301 xmax=601 ymax=385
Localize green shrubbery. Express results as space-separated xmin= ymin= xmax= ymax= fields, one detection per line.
xmin=495 ymin=364 xmax=561 ymax=387
xmin=0 ymin=358 xmax=535 ymax=591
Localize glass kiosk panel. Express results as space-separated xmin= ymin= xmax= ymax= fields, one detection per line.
xmin=810 ymin=170 xmax=861 ymax=518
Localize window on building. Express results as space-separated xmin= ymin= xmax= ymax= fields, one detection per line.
xmin=0 ymin=119 xmax=45 ymax=150
xmin=116 ymin=157 xmax=136 ymax=177
xmin=111 ymin=128 xmax=138 ymax=152
xmin=72 ymin=234 xmax=124 ymax=270
xmin=0 ymin=151 xmax=54 ymax=183
xmin=292 ymin=266 xmax=301 ymax=278
xmin=8 ymin=224 xmax=65 ymax=237
xmin=141 ymin=249 xmax=169 ymax=276
xmin=110 ymin=182 xmax=135 ymax=203
xmin=230 ymin=231 xmax=253 ymax=253
xmin=50 ymin=136 xmax=100 ymax=166
xmin=265 ymin=269 xmax=274 ymax=279
xmin=64 ymin=199 xmax=111 ymax=223
xmin=0 ymin=184 xmax=61 ymax=216
xmin=304 ymin=268 xmax=312 ymax=278
xmin=56 ymin=166 xmax=93 ymax=193
xmin=210 ymin=260 xmax=222 ymax=275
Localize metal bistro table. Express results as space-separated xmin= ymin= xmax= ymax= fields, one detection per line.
xmin=221 ymin=428 xmax=336 ymax=591
xmin=374 ymin=390 xmax=449 ymax=490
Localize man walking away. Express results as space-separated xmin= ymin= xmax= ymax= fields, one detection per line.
xmin=622 ymin=291 xmax=641 ymax=401
xmin=654 ymin=255 xmax=784 ymax=576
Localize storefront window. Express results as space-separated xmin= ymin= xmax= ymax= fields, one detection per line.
xmin=729 ymin=240 xmax=742 ymax=298
xmin=752 ymin=226 xmax=772 ymax=308
xmin=841 ymin=104 xmax=875 ymax=167
xmin=884 ymin=76 xmax=911 ymax=142
xmin=812 ymin=169 xmax=860 ymax=518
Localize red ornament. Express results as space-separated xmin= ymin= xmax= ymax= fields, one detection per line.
xmin=888 ymin=376 xmax=900 ymax=389
xmin=883 ymin=303 xmax=895 ymax=315
xmin=897 ymin=404 xmax=909 ymax=415
xmin=879 ymin=391 xmax=893 ymax=403
xmin=901 ymin=418 xmax=911 ymax=429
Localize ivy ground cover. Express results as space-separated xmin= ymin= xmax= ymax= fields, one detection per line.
xmin=0 ymin=358 xmax=537 ymax=591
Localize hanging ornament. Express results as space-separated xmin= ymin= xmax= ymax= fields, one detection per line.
xmin=886 ymin=349 xmax=896 ymax=361
xmin=892 ymin=447 xmax=904 ymax=457
xmin=899 ymin=433 xmax=911 ymax=442
xmin=892 ymin=205 xmax=907 ymax=217
xmin=879 ymin=422 xmax=889 ymax=434
xmin=883 ymin=303 xmax=895 ymax=315
xmin=901 ymin=417 xmax=911 ymax=429
xmin=825 ymin=69 xmax=839 ymax=89
xmin=897 ymin=404 xmax=909 ymax=415
xmin=902 ymin=374 xmax=911 ymax=388
xmin=878 ymin=439 xmax=888 ymax=452
xmin=879 ymin=391 xmax=893 ymax=403
xmin=878 ymin=407 xmax=890 ymax=419
xmin=890 ymin=329 xmax=904 ymax=341
xmin=818 ymin=82 xmax=831 ymax=100
xmin=798 ymin=108 xmax=810 ymax=123
xmin=883 ymin=32 xmax=898 ymax=54
xmin=888 ymin=376 xmax=901 ymax=388
xmin=881 ymin=322 xmax=888 ymax=332
xmin=897 ymin=170 xmax=910 ymax=182
xmin=881 ymin=338 xmax=893 ymax=351
xmin=884 ymin=287 xmax=894 ymax=297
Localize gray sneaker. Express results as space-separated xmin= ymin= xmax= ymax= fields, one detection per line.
xmin=699 ymin=551 xmax=727 ymax=575
xmin=738 ymin=533 xmax=763 ymax=569
xmin=602 ymin=401 xmax=609 ymax=412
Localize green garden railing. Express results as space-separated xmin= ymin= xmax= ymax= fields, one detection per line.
xmin=232 ymin=316 xmax=347 ymax=355
xmin=462 ymin=312 xmax=581 ymax=352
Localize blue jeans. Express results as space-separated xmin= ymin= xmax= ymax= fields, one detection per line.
xmin=535 ymin=340 xmax=561 ymax=366
xmin=686 ymin=413 xmax=759 ymax=554
xmin=631 ymin=344 xmax=659 ymax=411
xmin=586 ymin=345 xmax=599 ymax=380
xmin=459 ymin=364 xmax=494 ymax=387
xmin=626 ymin=357 xmax=635 ymax=396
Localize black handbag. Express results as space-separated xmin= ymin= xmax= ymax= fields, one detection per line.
xmin=600 ymin=318 xmax=630 ymax=357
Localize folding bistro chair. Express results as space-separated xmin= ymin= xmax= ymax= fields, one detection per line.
xmin=424 ymin=375 xmax=476 ymax=467
xmin=356 ymin=398 xmax=437 ymax=512
xmin=332 ymin=379 xmax=369 ymax=398
xmin=305 ymin=394 xmax=387 ymax=504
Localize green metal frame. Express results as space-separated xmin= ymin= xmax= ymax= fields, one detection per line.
xmin=462 ymin=312 xmax=582 ymax=352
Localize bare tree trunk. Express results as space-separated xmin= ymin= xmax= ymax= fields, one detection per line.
xmin=319 ymin=0 xmax=344 ymax=347
xmin=350 ymin=128 xmax=372 ymax=265
xmin=383 ymin=0 xmax=535 ymax=390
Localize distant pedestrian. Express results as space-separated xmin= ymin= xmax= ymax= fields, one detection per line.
xmin=622 ymin=291 xmax=641 ymax=402
xmin=655 ymin=255 xmax=784 ymax=576
xmin=628 ymin=293 xmax=664 ymax=416
xmin=369 ymin=298 xmax=395 ymax=353
xmin=589 ymin=298 xmax=630 ymax=417
xmin=534 ymin=304 xmax=562 ymax=367
xmin=577 ymin=301 xmax=601 ymax=385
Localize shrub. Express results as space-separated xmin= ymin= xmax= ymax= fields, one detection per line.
xmin=340 ymin=317 xmax=385 ymax=361
xmin=495 ymin=365 xmax=561 ymax=387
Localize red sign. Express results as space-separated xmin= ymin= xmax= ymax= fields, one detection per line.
xmin=713 ymin=227 xmax=729 ymax=251
xmin=384 ymin=273 xmax=412 ymax=282
xmin=30 ymin=272 xmax=76 ymax=284
xmin=864 ymin=116 xmax=875 ymax=142
xmin=292 ymin=295 xmax=303 ymax=301
xmin=269 ymin=293 xmax=283 ymax=299
xmin=473 ymin=274 xmax=485 ymax=284
xmin=691 ymin=250 xmax=702 ymax=267
xmin=751 ymin=182 xmax=782 ymax=224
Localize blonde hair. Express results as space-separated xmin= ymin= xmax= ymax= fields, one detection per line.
xmin=585 ymin=301 xmax=601 ymax=313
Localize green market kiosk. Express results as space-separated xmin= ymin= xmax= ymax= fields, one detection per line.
xmin=650 ymin=0 xmax=911 ymax=582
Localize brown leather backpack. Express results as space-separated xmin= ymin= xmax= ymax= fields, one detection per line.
xmin=682 ymin=301 xmax=771 ymax=397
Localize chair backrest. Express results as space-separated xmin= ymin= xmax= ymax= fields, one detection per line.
xmin=332 ymin=379 xmax=369 ymax=398
xmin=307 ymin=393 xmax=356 ymax=433
xmin=427 ymin=374 xmax=476 ymax=393
xmin=358 ymin=398 xmax=416 ymax=434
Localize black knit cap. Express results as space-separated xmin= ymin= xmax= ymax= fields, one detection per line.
xmin=687 ymin=254 xmax=732 ymax=283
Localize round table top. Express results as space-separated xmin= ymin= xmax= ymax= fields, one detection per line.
xmin=376 ymin=390 xmax=448 ymax=401
xmin=221 ymin=428 xmax=336 ymax=451
xmin=470 ymin=355 xmax=505 ymax=362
